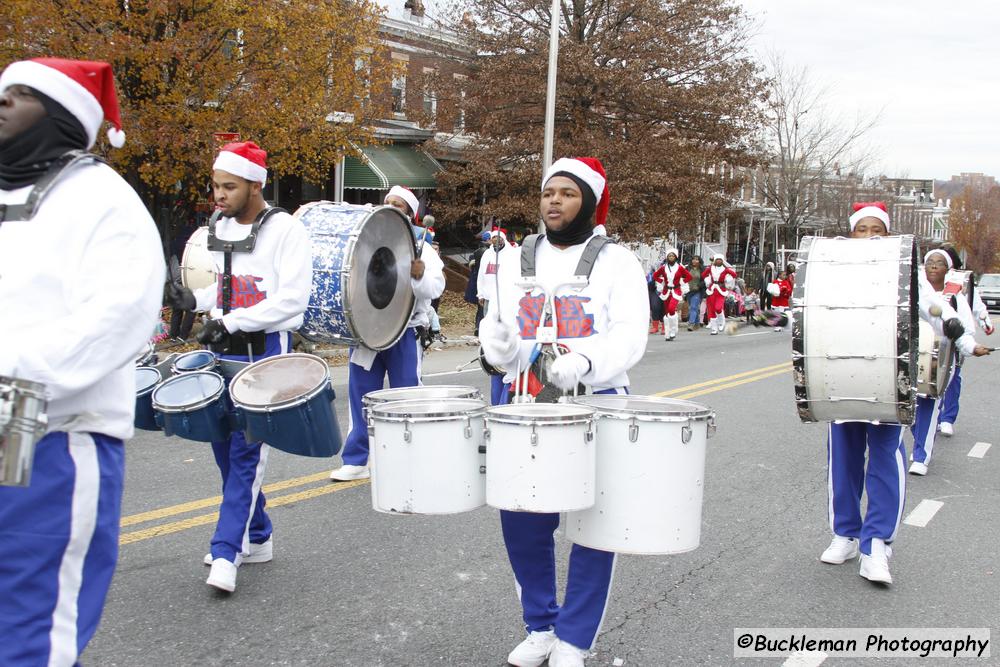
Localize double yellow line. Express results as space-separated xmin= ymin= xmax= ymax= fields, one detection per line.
xmin=119 ymin=360 xmax=792 ymax=546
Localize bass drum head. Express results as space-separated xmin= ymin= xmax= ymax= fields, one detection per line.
xmin=181 ymin=226 xmax=216 ymax=290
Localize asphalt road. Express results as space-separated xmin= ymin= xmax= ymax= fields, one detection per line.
xmin=85 ymin=324 xmax=1000 ymax=666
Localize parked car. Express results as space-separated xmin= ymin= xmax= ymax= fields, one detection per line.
xmin=978 ymin=273 xmax=1000 ymax=313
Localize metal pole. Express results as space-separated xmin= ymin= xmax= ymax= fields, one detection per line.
xmin=540 ymin=0 xmax=561 ymax=233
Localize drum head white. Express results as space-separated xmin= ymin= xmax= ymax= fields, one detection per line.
xmin=365 ymin=385 xmax=481 ymax=406
xmin=370 ymin=398 xmax=486 ymax=420
xmin=152 ymin=372 xmax=224 ymax=411
xmin=486 ymin=403 xmax=595 ymax=424
xmin=229 ymin=353 xmax=328 ymax=409
xmin=571 ymin=395 xmax=713 ymax=420
xmin=135 ymin=367 xmax=161 ymax=395
xmin=180 ymin=226 xmax=216 ymax=291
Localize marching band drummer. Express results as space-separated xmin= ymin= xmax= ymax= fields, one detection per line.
xmin=328 ymin=185 xmax=445 ymax=481
xmin=819 ymin=202 xmax=967 ymax=585
xmin=652 ymin=248 xmax=691 ymax=341
xmin=0 ymin=58 xmax=164 ymax=664
xmin=908 ymin=249 xmax=990 ymax=475
xmin=166 ymin=141 xmax=312 ymax=593
xmin=701 ymin=252 xmax=737 ymax=335
xmin=480 ymin=157 xmax=648 ymax=666
xmin=477 ymin=227 xmax=519 ymax=404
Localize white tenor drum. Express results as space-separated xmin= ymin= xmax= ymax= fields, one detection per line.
xmin=180 ymin=226 xmax=216 ymax=291
xmin=369 ymin=398 xmax=487 ymax=514
xmin=484 ymin=403 xmax=596 ymax=513
xmin=916 ymin=321 xmax=954 ymax=398
xmin=792 ymin=235 xmax=918 ymax=424
xmin=565 ymin=395 xmax=715 ymax=554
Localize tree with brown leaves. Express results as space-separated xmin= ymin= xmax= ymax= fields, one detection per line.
xmin=949 ymin=185 xmax=1000 ymax=273
xmin=422 ymin=0 xmax=766 ymax=241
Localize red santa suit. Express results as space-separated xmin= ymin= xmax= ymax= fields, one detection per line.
xmin=701 ymin=254 xmax=738 ymax=334
xmin=652 ymin=252 xmax=692 ymax=340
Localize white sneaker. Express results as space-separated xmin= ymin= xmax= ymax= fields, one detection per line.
xmin=204 ymin=537 xmax=273 ymax=566
xmin=506 ymin=630 xmax=557 ymax=667
xmin=206 ymin=558 xmax=238 ymax=592
xmin=939 ymin=422 xmax=954 ymax=437
xmin=329 ymin=464 xmax=370 ymax=481
xmin=859 ymin=539 xmax=892 ymax=584
xmin=548 ymin=639 xmax=589 ymax=667
xmin=908 ymin=461 xmax=928 ymax=476
xmin=820 ymin=535 xmax=859 ymax=564
xmin=710 ymin=329 xmax=719 ymax=336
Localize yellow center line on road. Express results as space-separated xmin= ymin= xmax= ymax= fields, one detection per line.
xmin=118 ymin=359 xmax=793 ymax=546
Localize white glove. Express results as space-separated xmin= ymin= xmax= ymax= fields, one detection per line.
xmin=548 ymin=352 xmax=591 ymax=390
xmin=766 ymin=282 xmax=780 ymax=296
xmin=480 ymin=316 xmax=520 ymax=366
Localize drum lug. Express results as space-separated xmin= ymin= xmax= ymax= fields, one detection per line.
xmin=530 ymin=424 xmax=538 ymax=446
xmin=628 ymin=419 xmax=639 ymax=443
xmin=681 ymin=423 xmax=692 ymax=444
xmin=483 ymin=427 xmax=491 ymax=441
xmin=464 ymin=417 xmax=473 ymax=439
xmin=479 ymin=465 xmax=486 ymax=474
xmin=707 ymin=416 xmax=717 ymax=439
xmin=403 ymin=420 xmax=412 ymax=443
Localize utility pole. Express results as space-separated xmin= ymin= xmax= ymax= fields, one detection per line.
xmin=540 ymin=0 xmax=560 ymax=233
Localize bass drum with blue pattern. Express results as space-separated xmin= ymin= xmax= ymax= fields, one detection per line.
xmin=295 ymin=202 xmax=416 ymax=350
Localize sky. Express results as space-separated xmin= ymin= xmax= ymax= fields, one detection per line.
xmin=738 ymin=0 xmax=999 ymax=182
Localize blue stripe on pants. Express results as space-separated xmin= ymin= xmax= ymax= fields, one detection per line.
xmin=0 ymin=431 xmax=124 ymax=667
xmin=939 ymin=365 xmax=961 ymax=425
xmin=210 ymin=331 xmax=290 ymax=562
xmin=500 ymin=386 xmax=625 ymax=651
xmin=827 ymin=421 xmax=906 ymax=555
xmin=910 ymin=395 xmax=941 ymax=465
xmin=341 ymin=328 xmax=421 ymax=466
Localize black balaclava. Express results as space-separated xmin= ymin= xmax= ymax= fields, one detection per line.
xmin=0 ymin=88 xmax=89 ymax=190
xmin=544 ymin=171 xmax=596 ymax=246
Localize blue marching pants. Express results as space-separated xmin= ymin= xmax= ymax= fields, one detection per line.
xmin=0 ymin=432 xmax=124 ymax=667
xmin=341 ymin=328 xmax=422 ymax=466
xmin=827 ymin=422 xmax=906 ymax=556
xmin=209 ymin=331 xmax=290 ymax=563
xmin=497 ymin=385 xmax=623 ymax=651
xmin=490 ymin=374 xmax=506 ymax=406
xmin=939 ymin=365 xmax=961 ymax=426
xmin=911 ymin=395 xmax=942 ymax=466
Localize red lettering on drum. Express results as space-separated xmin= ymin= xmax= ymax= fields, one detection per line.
xmin=517 ymin=294 xmax=595 ymax=339
xmin=217 ymin=275 xmax=267 ymax=309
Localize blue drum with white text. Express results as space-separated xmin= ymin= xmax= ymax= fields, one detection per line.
xmin=152 ymin=371 xmax=231 ymax=442
xmin=229 ymin=353 xmax=342 ymax=457
xmin=134 ymin=366 xmax=162 ymax=431
xmin=294 ymin=202 xmax=415 ymax=350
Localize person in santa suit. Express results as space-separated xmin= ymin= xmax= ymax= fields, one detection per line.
xmin=652 ymin=248 xmax=691 ymax=341
xmin=908 ymin=249 xmax=990 ymax=475
xmin=768 ymin=270 xmax=793 ymax=332
xmin=819 ymin=202 xmax=969 ymax=585
xmin=328 ymin=185 xmax=446 ymax=481
xmin=0 ymin=58 xmax=164 ymax=664
xmin=934 ymin=245 xmax=995 ymax=437
xmin=480 ymin=157 xmax=647 ymax=667
xmin=166 ymin=141 xmax=312 ymax=592
xmin=701 ymin=253 xmax=738 ymax=335
xmin=477 ymin=227 xmax=520 ymax=404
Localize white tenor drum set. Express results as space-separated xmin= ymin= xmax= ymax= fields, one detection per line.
xmin=366 ymin=387 xmax=716 ymax=555
xmin=792 ymin=235 xmax=918 ymax=424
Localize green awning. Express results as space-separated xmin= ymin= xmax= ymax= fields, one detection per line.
xmin=344 ymin=144 xmax=442 ymax=190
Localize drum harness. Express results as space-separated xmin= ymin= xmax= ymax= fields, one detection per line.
xmin=205 ymin=206 xmax=288 ymax=359
xmin=0 ymin=150 xmax=106 ymax=225
xmin=510 ymin=233 xmax=612 ymax=404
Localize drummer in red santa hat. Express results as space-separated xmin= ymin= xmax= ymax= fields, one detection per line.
xmin=652 ymin=247 xmax=691 ymax=341
xmin=480 ymin=156 xmax=647 ymax=667
xmin=0 ymin=57 xmax=164 ymax=665
xmin=701 ymin=252 xmax=738 ymax=335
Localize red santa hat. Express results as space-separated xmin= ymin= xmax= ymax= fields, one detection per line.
xmin=542 ymin=157 xmax=610 ymax=227
xmin=213 ymin=141 xmax=268 ymax=185
xmin=386 ymin=185 xmax=421 ymax=221
xmin=665 ymin=247 xmax=679 ymax=259
xmin=490 ymin=226 xmax=509 ymax=241
xmin=0 ymin=57 xmax=126 ymax=149
xmin=849 ymin=201 xmax=890 ymax=231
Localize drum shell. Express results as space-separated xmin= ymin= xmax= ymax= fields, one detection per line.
xmin=916 ymin=320 xmax=953 ymax=398
xmin=564 ymin=412 xmax=711 ymax=555
xmin=484 ymin=406 xmax=596 ymax=513
xmin=152 ymin=372 xmax=232 ymax=442
xmin=134 ymin=367 xmax=162 ymax=432
xmin=0 ymin=377 xmax=48 ymax=488
xmin=370 ymin=399 xmax=486 ymax=514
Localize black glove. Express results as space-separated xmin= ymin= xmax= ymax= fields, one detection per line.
xmin=943 ymin=317 xmax=965 ymax=341
xmin=197 ymin=318 xmax=229 ymax=346
xmin=165 ymin=283 xmax=196 ymax=311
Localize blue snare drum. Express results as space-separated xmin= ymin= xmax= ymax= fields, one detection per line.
xmin=294 ymin=202 xmax=415 ymax=350
xmin=172 ymin=350 xmax=217 ymax=374
xmin=134 ymin=366 xmax=162 ymax=431
xmin=152 ymin=371 xmax=231 ymax=442
xmin=229 ymin=353 xmax=342 ymax=458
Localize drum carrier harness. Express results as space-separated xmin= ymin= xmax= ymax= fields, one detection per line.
xmin=0 ymin=150 xmax=105 ymax=225
xmin=205 ymin=205 xmax=287 ymax=357
xmin=512 ymin=232 xmax=613 ymax=403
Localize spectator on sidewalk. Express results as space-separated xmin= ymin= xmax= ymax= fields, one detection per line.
xmin=685 ymin=255 xmax=705 ymax=331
